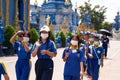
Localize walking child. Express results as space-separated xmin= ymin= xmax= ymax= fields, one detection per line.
xmin=0 ymin=62 xmax=9 ymax=80
xmin=10 ymin=31 xmax=32 ymax=80
xmin=62 ymin=35 xmax=85 ymax=80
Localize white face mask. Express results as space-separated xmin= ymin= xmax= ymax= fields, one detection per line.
xmin=23 ymin=37 xmax=29 ymax=42
xmin=41 ymin=33 xmax=49 ymax=39
xmin=71 ymin=40 xmax=78 ymax=45
xmin=72 ymin=50 xmax=77 ymax=53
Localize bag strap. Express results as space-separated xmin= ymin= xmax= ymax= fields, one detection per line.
xmin=89 ymin=45 xmax=93 ymax=54
xmin=92 ymin=46 xmax=99 ymax=59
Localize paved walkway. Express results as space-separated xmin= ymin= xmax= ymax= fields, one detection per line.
xmin=99 ymin=41 xmax=120 ymax=80
xmin=0 ymin=41 xmax=120 ymax=80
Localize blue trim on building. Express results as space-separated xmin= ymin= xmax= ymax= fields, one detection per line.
xmin=9 ymin=0 xmax=16 ymax=26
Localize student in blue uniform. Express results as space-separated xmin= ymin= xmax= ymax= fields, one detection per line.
xmin=83 ymin=33 xmax=91 ymax=78
xmin=10 ymin=31 xmax=32 ymax=80
xmin=78 ymin=33 xmax=86 ymax=80
xmin=89 ymin=36 xmax=104 ymax=80
xmin=0 ymin=62 xmax=9 ymax=80
xmin=31 ymin=25 xmax=57 ymax=80
xmin=101 ymin=34 xmax=109 ymax=58
xmin=86 ymin=34 xmax=95 ymax=79
xmin=62 ymin=35 xmax=85 ymax=80
xmin=84 ymin=33 xmax=90 ymax=60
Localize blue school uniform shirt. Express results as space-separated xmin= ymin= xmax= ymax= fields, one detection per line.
xmin=0 ymin=63 xmax=6 ymax=80
xmin=102 ymin=37 xmax=109 ymax=48
xmin=88 ymin=46 xmax=104 ymax=59
xmin=13 ymin=41 xmax=33 ymax=60
xmin=83 ymin=42 xmax=91 ymax=59
xmin=79 ymin=44 xmax=86 ymax=61
xmin=62 ymin=48 xmax=85 ymax=77
xmin=31 ymin=40 xmax=57 ymax=59
xmin=79 ymin=44 xmax=85 ymax=54
xmin=87 ymin=44 xmax=94 ymax=59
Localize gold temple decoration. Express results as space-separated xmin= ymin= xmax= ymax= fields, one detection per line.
xmin=59 ymin=17 xmax=69 ymax=35
xmin=28 ymin=0 xmax=30 ymax=31
xmin=34 ymin=0 xmax=38 ymax=6
xmin=6 ymin=0 xmax=9 ymax=25
xmin=14 ymin=0 xmax=20 ymax=31
xmin=77 ymin=23 xmax=97 ymax=34
xmin=23 ymin=0 xmax=26 ymax=31
xmin=49 ymin=24 xmax=54 ymax=30
xmin=90 ymin=27 xmax=97 ymax=33
xmin=46 ymin=15 xmax=50 ymax=26
xmin=77 ymin=23 xmax=85 ymax=34
xmin=74 ymin=2 xmax=77 ymax=9
xmin=0 ymin=0 xmax=4 ymax=23
xmin=44 ymin=0 xmax=46 ymax=3
xmin=46 ymin=15 xmax=54 ymax=30
xmin=64 ymin=0 xmax=70 ymax=5
xmin=0 ymin=0 xmax=2 ymax=16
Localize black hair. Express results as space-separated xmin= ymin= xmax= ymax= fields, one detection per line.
xmin=70 ymin=35 xmax=79 ymax=41
xmin=78 ymin=33 xmax=84 ymax=44
xmin=67 ymin=35 xmax=81 ymax=54
xmin=94 ymin=36 xmax=99 ymax=40
xmin=69 ymin=35 xmax=79 ymax=47
xmin=17 ymin=31 xmax=24 ymax=37
xmin=24 ymin=31 xmax=31 ymax=38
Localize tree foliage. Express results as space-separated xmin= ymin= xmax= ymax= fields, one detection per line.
xmin=50 ymin=30 xmax=56 ymax=43
xmin=30 ymin=28 xmax=39 ymax=44
xmin=56 ymin=32 xmax=60 ymax=38
xmin=3 ymin=25 xmax=15 ymax=49
xmin=59 ymin=31 xmax=66 ymax=47
xmin=101 ymin=22 xmax=112 ymax=31
xmin=66 ymin=32 xmax=72 ymax=38
xmin=78 ymin=0 xmax=107 ymax=31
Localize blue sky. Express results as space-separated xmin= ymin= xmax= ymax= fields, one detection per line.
xmin=30 ymin=0 xmax=120 ymax=23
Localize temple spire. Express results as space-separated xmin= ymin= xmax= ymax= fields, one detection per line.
xmin=74 ymin=2 xmax=77 ymax=13
xmin=34 ymin=0 xmax=38 ymax=6
xmin=44 ymin=0 xmax=46 ymax=3
xmin=34 ymin=0 xmax=38 ymax=9
xmin=64 ymin=0 xmax=70 ymax=5
xmin=75 ymin=2 xmax=77 ymax=8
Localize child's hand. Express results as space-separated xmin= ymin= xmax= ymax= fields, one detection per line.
xmin=85 ymin=55 xmax=87 ymax=60
xmin=80 ymin=71 xmax=84 ymax=80
xmin=17 ymin=30 xmax=23 ymax=34
xmin=88 ymin=53 xmax=93 ymax=59
xmin=35 ymin=41 xmax=41 ymax=47
xmin=65 ymin=52 xmax=69 ymax=58
xmin=41 ymin=50 xmax=47 ymax=55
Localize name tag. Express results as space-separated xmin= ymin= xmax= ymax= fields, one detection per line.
xmin=18 ymin=47 xmax=20 ymax=51
xmin=97 ymin=50 xmax=101 ymax=54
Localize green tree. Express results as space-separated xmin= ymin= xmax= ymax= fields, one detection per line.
xmin=78 ymin=0 xmax=107 ymax=31
xmin=50 ymin=30 xmax=56 ymax=43
xmin=59 ymin=31 xmax=66 ymax=47
xmin=3 ymin=25 xmax=15 ymax=49
xmin=101 ymin=22 xmax=112 ymax=31
xmin=66 ymin=32 xmax=72 ymax=38
xmin=56 ymin=32 xmax=60 ymax=38
xmin=30 ymin=28 xmax=39 ymax=44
